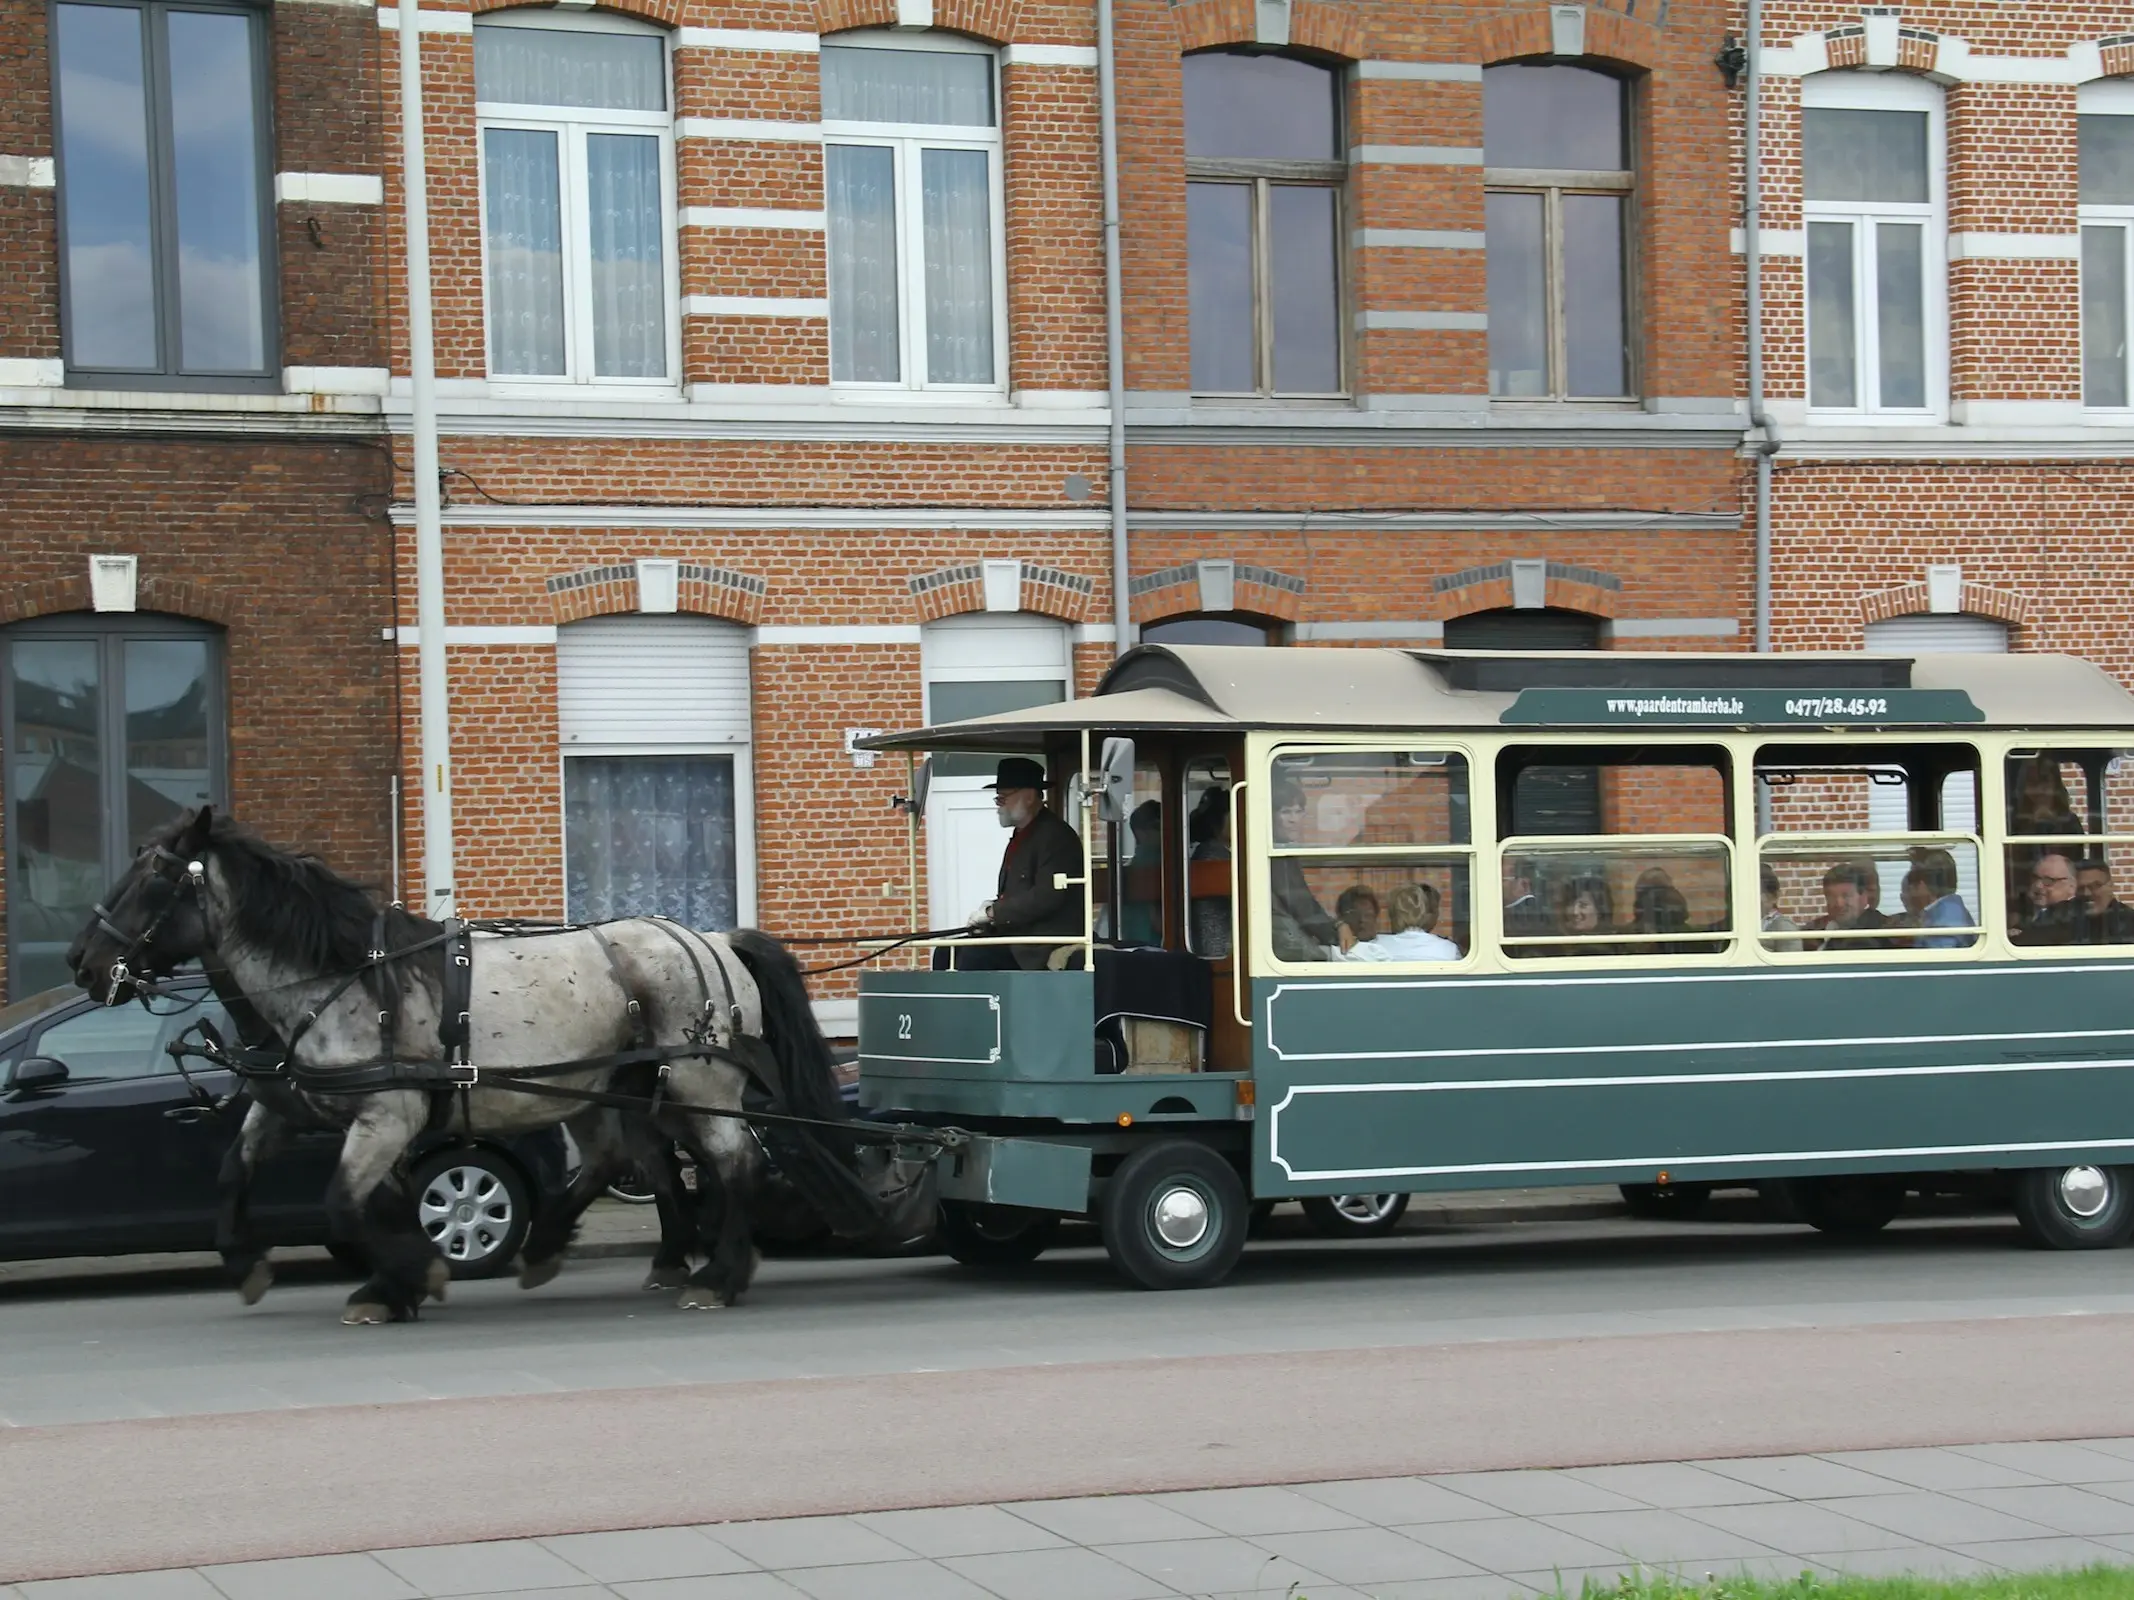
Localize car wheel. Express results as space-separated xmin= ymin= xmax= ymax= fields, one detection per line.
xmin=1619 ymin=1182 xmax=1716 ymax=1220
xmin=604 ymin=1164 xmax=660 ymax=1205
xmin=1300 ymin=1193 xmax=1410 ymax=1238
xmin=2013 ymin=1164 xmax=2134 ymax=1250
xmin=936 ymin=1202 xmax=1059 ymax=1267
xmin=1777 ymin=1175 xmax=1905 ymax=1236
xmin=1100 ymin=1140 xmax=1248 ymax=1290
xmin=411 ymin=1148 xmax=531 ymax=1279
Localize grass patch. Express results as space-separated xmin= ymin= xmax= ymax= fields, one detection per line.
xmin=1528 ymin=1567 xmax=2134 ymax=1600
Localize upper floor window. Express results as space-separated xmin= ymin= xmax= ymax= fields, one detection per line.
xmin=52 ymin=0 xmax=274 ymax=386
xmin=823 ymin=34 xmax=1004 ymax=391
xmin=1483 ymin=64 xmax=1634 ymax=401
xmin=1184 ymin=50 xmax=1345 ymax=398
xmin=475 ymin=14 xmax=676 ymax=384
xmin=1802 ymin=73 xmax=1942 ymax=418
xmin=2079 ymin=85 xmax=2134 ymax=410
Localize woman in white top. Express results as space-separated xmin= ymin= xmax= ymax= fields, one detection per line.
xmin=1344 ymin=882 xmax=1461 ymax=963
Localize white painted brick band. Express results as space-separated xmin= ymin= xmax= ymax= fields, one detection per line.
xmin=1357 ymin=60 xmax=1482 ymax=81
xmin=1351 ymin=144 xmax=1484 ymax=166
xmin=675 ymin=27 xmax=819 ymax=51
xmin=1358 ymin=311 xmax=1489 ymax=331
xmin=1354 ymin=228 xmax=1486 ymax=250
xmin=375 ymin=7 xmax=474 ymax=32
xmin=276 ymin=172 xmax=385 ymax=205
xmin=284 ymin=366 xmax=393 ymax=395
xmin=1948 ymin=232 xmax=2082 ymax=261
xmin=676 ymin=119 xmax=823 ymax=143
xmin=0 ymin=358 xmax=65 ymax=386
xmin=1002 ymin=44 xmax=1099 ymax=67
xmin=683 ymin=295 xmax=829 ymax=319
xmin=0 ymin=155 xmax=55 ymax=188
xmin=681 ymin=206 xmax=826 ymax=231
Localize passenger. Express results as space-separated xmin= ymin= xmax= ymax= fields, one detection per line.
xmin=1334 ymin=886 xmax=1382 ymax=943
xmin=2076 ymin=858 xmax=2134 ymax=944
xmin=1188 ymin=786 xmax=1231 ymax=860
xmin=1811 ymin=859 xmax=1889 ymax=951
xmin=1909 ymin=848 xmax=1974 ymax=949
xmin=948 ymin=757 xmax=1087 ymax=970
xmin=2019 ymin=850 xmax=2085 ymax=946
xmin=1343 ymin=883 xmax=1460 ymax=963
xmin=1630 ymin=881 xmax=1690 ymax=940
xmin=1759 ymin=863 xmax=1804 ymax=951
xmin=2011 ymin=756 xmax=2085 ymax=921
xmin=1891 ymin=868 xmax=1934 ymax=932
xmin=1503 ymin=857 xmax=1553 ymax=939
xmin=1269 ymin=781 xmax=1357 ymax=960
xmin=1553 ymin=875 xmax=1617 ymax=957
xmin=1119 ymin=800 xmax=1164 ymax=946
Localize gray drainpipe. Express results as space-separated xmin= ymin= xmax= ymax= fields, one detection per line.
xmin=1744 ymin=0 xmax=1780 ymax=656
xmin=1098 ymin=0 xmax=1131 ymax=658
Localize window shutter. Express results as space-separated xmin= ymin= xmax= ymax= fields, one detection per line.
xmin=556 ymin=616 xmax=752 ymax=750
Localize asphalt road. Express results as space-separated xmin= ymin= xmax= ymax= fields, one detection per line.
xmin=12 ymin=1207 xmax=2134 ymax=1580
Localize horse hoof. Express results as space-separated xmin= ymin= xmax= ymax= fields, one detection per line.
xmin=519 ymin=1256 xmax=562 ymax=1291
xmin=425 ymin=1259 xmax=450 ymax=1301
xmin=238 ymin=1261 xmax=274 ymax=1306
xmin=642 ymin=1266 xmax=691 ymax=1292
xmin=341 ymin=1303 xmax=393 ymax=1326
xmin=676 ymin=1286 xmax=728 ymax=1311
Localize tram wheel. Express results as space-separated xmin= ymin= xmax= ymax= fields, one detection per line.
xmin=936 ymin=1202 xmax=1060 ymax=1268
xmin=1100 ymin=1140 xmax=1248 ymax=1290
xmin=1780 ymin=1175 xmax=1905 ymax=1236
xmin=2013 ymin=1164 xmax=2134 ymax=1250
xmin=1619 ymin=1182 xmax=1715 ymax=1220
xmin=1301 ymin=1193 xmax=1410 ymax=1238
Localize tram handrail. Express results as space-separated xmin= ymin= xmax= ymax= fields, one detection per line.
xmin=1229 ymin=779 xmax=1250 ymax=1029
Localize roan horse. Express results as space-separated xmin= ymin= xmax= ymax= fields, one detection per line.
xmin=67 ymin=808 xmax=931 ymax=1324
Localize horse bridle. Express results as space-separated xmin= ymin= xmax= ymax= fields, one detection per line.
xmin=90 ymin=843 xmax=207 ymax=1003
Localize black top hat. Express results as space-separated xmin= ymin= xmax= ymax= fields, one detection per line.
xmin=985 ymin=756 xmax=1048 ymax=792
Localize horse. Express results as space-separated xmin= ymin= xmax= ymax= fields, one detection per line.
xmin=67 ymin=807 xmax=932 ymax=1324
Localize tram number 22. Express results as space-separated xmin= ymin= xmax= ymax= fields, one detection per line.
xmin=896 ymin=1014 xmax=913 ymax=1040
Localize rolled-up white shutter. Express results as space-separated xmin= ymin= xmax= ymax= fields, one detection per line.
xmin=557 ymin=616 xmax=751 ymax=750
xmin=1864 ymin=614 xmax=2010 ymax=654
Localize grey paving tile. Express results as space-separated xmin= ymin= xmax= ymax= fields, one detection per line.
xmin=2074 ymin=1438 xmax=2134 ymax=1463
xmin=1805 ymin=1544 xmax=2000 ymax=1578
xmin=2080 ymin=1531 xmax=2134 ymax=1558
xmin=197 ymin=1553 xmax=419 ymax=1600
xmin=1679 ymin=1500 xmax=1910 ymax=1555
xmin=1560 ymin=1464 xmax=1785 ymax=1511
xmin=2067 ymin=1480 xmax=2134 ymax=1509
xmin=1508 ymin=1560 xmax=1670 ymax=1596
xmin=1397 ymin=1517 xmax=1627 ymax=1576
xmin=1358 ymin=1578 xmax=1555 ymax=1600
xmin=1698 ymin=1456 xmax=1908 ymax=1499
xmin=1202 ymin=1588 xmax=1371 ymax=1600
xmin=1249 ymin=1526 xmax=1485 ymax=1585
xmin=698 ymin=1520 xmax=909 ymax=1572
xmin=1145 ymin=1485 xmax=1363 ymax=1535
xmin=1292 ymin=1477 xmax=1505 ymax=1527
xmin=1536 ymin=1508 xmax=1787 ymax=1566
xmin=778 ymin=1559 xmax=996 ymax=1600
xmin=853 ymin=1505 xmax=1068 ymax=1558
xmin=1954 ymin=1441 xmax=2134 ymax=1483
xmin=1951 ymin=1536 xmax=2134 ymax=1572
xmin=372 ymin=1540 xmax=593 ymax=1596
xmin=1817 ymin=1447 xmax=2047 ymax=1492
xmin=1095 ymin=1535 xmax=1327 ymax=1595
xmin=947 ymin=1545 xmax=1181 ymax=1600
xmin=19 ymin=1576 xmax=223 ymax=1600
xmin=542 ymin=1529 xmax=756 ymax=1584
xmin=1951 ymin=1485 xmax=2134 ymax=1538
xmin=615 ymin=1578 xmax=809 ymax=1600
xmin=1425 ymin=1473 xmax=1644 ymax=1518
xmin=1833 ymin=1490 xmax=2059 ymax=1546
xmin=1001 ymin=1496 xmax=1218 ymax=1547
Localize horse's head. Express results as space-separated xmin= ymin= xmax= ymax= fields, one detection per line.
xmin=67 ymin=806 xmax=218 ymax=1004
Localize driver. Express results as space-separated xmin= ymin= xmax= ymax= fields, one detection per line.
xmin=964 ymin=757 xmax=1086 ymax=970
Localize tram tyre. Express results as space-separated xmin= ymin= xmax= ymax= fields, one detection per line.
xmin=1301 ymin=1193 xmax=1411 ymax=1238
xmin=1780 ymin=1176 xmax=1906 ymax=1236
xmin=936 ymin=1203 xmax=1060 ymax=1268
xmin=1100 ymin=1141 xmax=1248 ymax=1291
xmin=2012 ymin=1164 xmax=2134 ymax=1250
xmin=1618 ymin=1182 xmax=1715 ymax=1221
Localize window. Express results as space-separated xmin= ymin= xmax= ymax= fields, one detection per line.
xmin=1264 ymin=750 xmax=1473 ymax=966
xmin=51 ymin=0 xmax=274 ymax=386
xmin=2080 ymin=88 xmax=2134 ymax=409
xmin=1184 ymin=50 xmax=1345 ymax=397
xmin=1445 ymin=609 xmax=1604 ymax=832
xmin=4 ymin=619 xmax=224 ymax=999
xmin=1140 ymin=615 xmax=1272 ymax=646
xmin=1183 ymin=756 xmax=1234 ymax=956
xmin=1498 ymin=747 xmax=1732 ymax=960
xmin=475 ymin=15 xmax=676 ymax=384
xmin=1483 ymin=64 xmax=1634 ymax=401
xmin=2004 ymin=749 xmax=2134 ymax=950
xmin=1802 ymin=74 xmax=1942 ymax=416
xmin=32 ymin=1002 xmax=172 ymax=1082
xmin=823 ymin=34 xmax=1004 ymax=390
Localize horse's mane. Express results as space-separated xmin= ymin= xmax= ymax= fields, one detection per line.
xmin=190 ymin=814 xmax=442 ymax=1008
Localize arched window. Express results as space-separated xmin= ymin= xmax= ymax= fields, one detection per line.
xmin=822 ymin=32 xmax=1004 ymax=390
xmin=1140 ymin=614 xmax=1273 ymax=645
xmin=1184 ymin=50 xmax=1345 ymax=397
xmin=4 ymin=616 xmax=225 ymax=997
xmin=1483 ymin=63 xmax=1634 ymax=401
xmin=1444 ymin=608 xmax=1601 ymax=834
xmin=475 ymin=11 xmax=677 ymax=384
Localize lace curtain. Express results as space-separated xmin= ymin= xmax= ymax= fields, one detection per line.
xmin=821 ymin=47 xmax=991 ymax=127
xmin=921 ymin=147 xmax=993 ymax=384
xmin=474 ymin=26 xmax=664 ymax=111
xmin=587 ymin=133 xmax=665 ymax=378
xmin=827 ymin=144 xmax=900 ymax=382
xmin=483 ymin=128 xmax=565 ymax=375
xmin=565 ymin=756 xmax=738 ymax=930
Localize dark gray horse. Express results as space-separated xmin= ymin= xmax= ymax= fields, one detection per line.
xmin=67 ymin=808 xmax=930 ymax=1324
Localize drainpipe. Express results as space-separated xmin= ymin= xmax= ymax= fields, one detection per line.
xmin=1743 ymin=0 xmax=1780 ymax=657
xmin=1097 ymin=0 xmax=1131 ymax=658
xmin=399 ymin=0 xmax=455 ymax=916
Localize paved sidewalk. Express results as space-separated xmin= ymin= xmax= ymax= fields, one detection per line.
xmin=25 ymin=1439 xmax=2134 ymax=1599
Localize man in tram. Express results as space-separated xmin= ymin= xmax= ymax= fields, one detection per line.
xmin=1270 ymin=781 xmax=1359 ymax=961
xmin=2076 ymin=858 xmax=2134 ymax=944
xmin=1812 ymin=860 xmax=1891 ymax=951
xmin=959 ymin=757 xmax=1087 ymax=970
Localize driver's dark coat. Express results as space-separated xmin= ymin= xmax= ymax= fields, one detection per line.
xmin=989 ymin=808 xmax=1086 ymax=969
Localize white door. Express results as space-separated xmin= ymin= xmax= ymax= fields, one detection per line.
xmin=920 ymin=614 xmax=1072 ymax=930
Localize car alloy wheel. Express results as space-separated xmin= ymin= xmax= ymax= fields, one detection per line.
xmin=412 ymin=1149 xmax=530 ymax=1278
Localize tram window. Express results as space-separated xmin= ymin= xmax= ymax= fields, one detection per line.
xmin=1117 ymin=760 xmax=1166 ymax=946
xmin=1183 ymin=757 xmax=1233 ymax=956
xmin=1500 ymin=842 xmax=1733 ymax=959
xmin=1270 ymin=858 xmax=1473 ymax=963
xmin=2005 ymin=749 xmax=2134 ymax=948
xmin=1271 ymin=750 xmax=1470 ymax=845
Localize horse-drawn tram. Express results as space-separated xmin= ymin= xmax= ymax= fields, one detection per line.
xmin=861 ymin=644 xmax=2134 ymax=1289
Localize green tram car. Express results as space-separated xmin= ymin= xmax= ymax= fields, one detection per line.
xmin=864 ymin=645 xmax=2134 ymax=1289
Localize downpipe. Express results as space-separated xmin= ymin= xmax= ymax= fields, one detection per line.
xmin=1098 ymin=0 xmax=1131 ymax=659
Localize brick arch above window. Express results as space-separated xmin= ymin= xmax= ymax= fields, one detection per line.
xmin=1434 ymin=560 xmax=1622 ymax=622
xmin=905 ymin=561 xmax=1099 ymax=623
xmin=471 ymin=0 xmax=682 ymax=21
xmin=813 ymin=0 xmax=1012 ymax=45
xmin=1472 ymin=5 xmax=1661 ymax=72
xmin=1130 ymin=559 xmax=1306 ymax=626
xmin=1859 ymin=580 xmax=2030 ymax=629
xmin=1170 ymin=0 xmax=1366 ymax=61
xmin=545 ymin=562 xmax=768 ymax=626
xmin=0 ymin=575 xmax=236 ymax=629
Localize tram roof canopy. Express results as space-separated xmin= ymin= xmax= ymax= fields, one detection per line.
xmin=858 ymin=646 xmax=2134 ymax=752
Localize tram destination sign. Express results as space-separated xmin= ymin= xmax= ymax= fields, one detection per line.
xmin=1500 ymin=688 xmax=1985 ymax=727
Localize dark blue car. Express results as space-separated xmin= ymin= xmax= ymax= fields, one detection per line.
xmin=0 ymin=979 xmax=569 ymax=1277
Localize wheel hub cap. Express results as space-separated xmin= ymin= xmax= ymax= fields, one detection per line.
xmin=418 ymin=1166 xmax=511 ymax=1261
xmin=2060 ymin=1165 xmax=2111 ymax=1218
xmin=1153 ymin=1186 xmax=1210 ymax=1249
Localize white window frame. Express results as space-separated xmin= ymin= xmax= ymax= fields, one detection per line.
xmin=2079 ymin=80 xmax=2134 ymax=417
xmin=822 ymin=30 xmax=1008 ymax=395
xmin=1801 ymin=72 xmax=1946 ymax=423
xmin=558 ymin=744 xmax=758 ymax=928
xmin=474 ymin=10 xmax=681 ymax=392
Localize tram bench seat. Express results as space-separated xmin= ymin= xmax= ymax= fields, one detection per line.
xmin=1093 ymin=946 xmax=1213 ymax=1075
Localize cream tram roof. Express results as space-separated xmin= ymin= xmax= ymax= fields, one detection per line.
xmin=859 ymin=646 xmax=2134 ymax=753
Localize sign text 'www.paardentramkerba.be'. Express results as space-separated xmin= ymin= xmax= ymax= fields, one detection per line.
xmin=1498 ymin=689 xmax=1986 ymax=727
